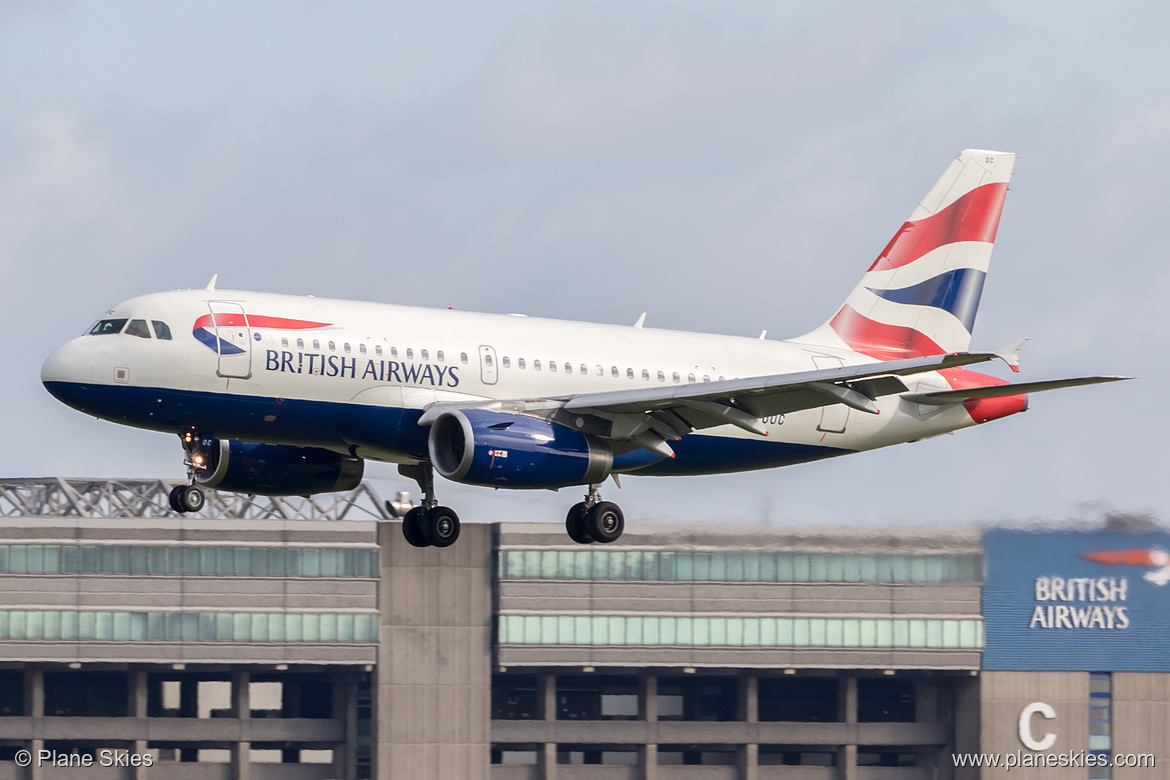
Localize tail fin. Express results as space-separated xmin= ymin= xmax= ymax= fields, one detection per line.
xmin=795 ymin=149 xmax=1016 ymax=359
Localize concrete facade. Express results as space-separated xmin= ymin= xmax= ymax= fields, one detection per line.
xmin=0 ymin=486 xmax=1165 ymax=780
xmin=375 ymin=522 xmax=493 ymax=780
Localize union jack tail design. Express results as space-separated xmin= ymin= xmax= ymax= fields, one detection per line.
xmin=797 ymin=149 xmax=1016 ymax=359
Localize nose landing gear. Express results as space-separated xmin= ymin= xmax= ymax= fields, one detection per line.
xmin=169 ymin=431 xmax=212 ymax=515
xmin=565 ymin=484 xmax=625 ymax=544
xmin=396 ymin=462 xmax=461 ymax=548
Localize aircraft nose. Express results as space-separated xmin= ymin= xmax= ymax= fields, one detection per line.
xmin=41 ymin=341 xmax=94 ymax=387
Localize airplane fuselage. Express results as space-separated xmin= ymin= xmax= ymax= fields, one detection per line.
xmin=43 ymin=288 xmax=990 ymax=478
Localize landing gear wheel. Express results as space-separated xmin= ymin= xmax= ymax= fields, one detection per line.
xmin=402 ymin=507 xmax=431 ymax=548
xmin=586 ymin=501 xmax=624 ymax=543
xmin=168 ymin=485 xmax=186 ymax=514
xmin=565 ymin=502 xmax=594 ymax=544
xmin=424 ymin=506 xmax=461 ymax=548
xmin=178 ymin=484 xmax=205 ymax=514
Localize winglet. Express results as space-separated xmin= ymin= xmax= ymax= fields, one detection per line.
xmin=206 ymin=274 xmax=219 ymax=292
xmin=995 ymin=338 xmax=1029 ymax=373
xmin=634 ymin=312 xmax=647 ymax=329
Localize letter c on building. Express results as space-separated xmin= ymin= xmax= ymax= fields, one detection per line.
xmin=1018 ymin=701 xmax=1056 ymax=751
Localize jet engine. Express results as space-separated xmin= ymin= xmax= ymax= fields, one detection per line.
xmin=196 ymin=439 xmax=364 ymax=496
xmin=428 ymin=409 xmax=611 ymax=489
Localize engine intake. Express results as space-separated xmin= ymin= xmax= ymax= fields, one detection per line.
xmin=428 ymin=409 xmax=611 ymax=489
xmin=197 ymin=440 xmax=364 ymax=497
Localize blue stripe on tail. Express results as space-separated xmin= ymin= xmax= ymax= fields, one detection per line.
xmin=866 ymin=268 xmax=986 ymax=332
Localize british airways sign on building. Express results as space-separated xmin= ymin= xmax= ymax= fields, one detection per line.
xmin=982 ymin=529 xmax=1170 ymax=671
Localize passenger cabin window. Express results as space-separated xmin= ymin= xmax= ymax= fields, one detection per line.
xmin=657 ymin=371 xmax=665 ymax=382
xmin=344 ymin=343 xmax=351 ymax=353
xmin=518 ymin=358 xmax=526 ymax=369
xmin=595 ymin=365 xmax=603 ymax=376
xmin=703 ymin=375 xmax=710 ymax=382
xmin=421 ymin=349 xmax=429 ymax=360
xmin=672 ymin=372 xmax=680 ymax=383
xmin=581 ymin=364 xmax=588 ymax=375
xmin=688 ymin=373 xmax=696 ymax=383
xmin=328 ymin=341 xmax=336 ymax=352
xmin=611 ymin=366 xmax=619 ymax=378
xmin=565 ymin=363 xmax=572 ymax=374
xmin=460 ymin=352 xmax=468 ymax=364
xmin=626 ymin=368 xmax=634 ymax=379
xmin=534 ymin=360 xmax=541 ymax=371
xmin=359 ymin=344 xmax=366 ymax=355
xmin=642 ymin=369 xmax=650 ymax=380
xmin=391 ymin=347 xmax=398 ymax=357
xmin=281 ymin=336 xmax=289 ymax=348
xmin=485 ymin=354 xmax=493 ymax=366
xmin=375 ymin=345 xmax=382 ymax=356
xmin=124 ymin=319 xmax=151 ymax=338
xmin=297 ymin=338 xmax=304 ymax=349
xmin=502 ymin=356 xmax=511 ymax=368
xmin=406 ymin=348 xmax=413 ymax=359
xmin=313 ymin=340 xmax=320 ymax=350
xmin=437 ymin=350 xmax=444 ymax=362
xmin=152 ymin=321 xmax=173 ymax=340
xmin=89 ymin=319 xmax=127 ymax=336
xmin=549 ymin=361 xmax=557 ymax=373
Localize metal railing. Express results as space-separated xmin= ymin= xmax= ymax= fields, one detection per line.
xmin=0 ymin=477 xmax=392 ymax=521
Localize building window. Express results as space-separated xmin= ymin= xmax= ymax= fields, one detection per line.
xmin=496 ymin=614 xmax=983 ymax=650
xmin=0 ymin=544 xmax=378 ymax=577
xmin=1090 ymin=672 xmax=1112 ymax=778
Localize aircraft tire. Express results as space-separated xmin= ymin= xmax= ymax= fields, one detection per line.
xmin=424 ymin=506 xmax=460 ymax=548
xmin=179 ymin=485 xmax=205 ymax=514
xmin=168 ymin=485 xmax=186 ymax=514
xmin=402 ymin=507 xmax=431 ymax=548
xmin=565 ymin=502 xmax=594 ymax=544
xmin=587 ymin=501 xmax=624 ymax=544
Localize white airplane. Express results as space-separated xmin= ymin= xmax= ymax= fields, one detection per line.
xmin=42 ymin=149 xmax=1126 ymax=547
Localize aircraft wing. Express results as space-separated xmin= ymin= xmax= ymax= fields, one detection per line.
xmin=900 ymin=375 xmax=1131 ymax=405
xmin=419 ymin=351 xmax=1010 ymax=457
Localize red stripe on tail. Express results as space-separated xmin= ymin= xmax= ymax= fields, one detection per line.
xmin=868 ymin=182 xmax=1008 ymax=272
xmin=829 ymin=305 xmax=943 ymax=360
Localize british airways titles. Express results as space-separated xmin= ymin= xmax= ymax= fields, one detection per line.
xmin=264 ymin=350 xmax=460 ymax=388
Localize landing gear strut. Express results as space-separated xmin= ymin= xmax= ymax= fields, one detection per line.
xmin=169 ymin=431 xmax=210 ymax=514
xmin=565 ymin=484 xmax=624 ymax=544
xmin=397 ymin=463 xmax=461 ymax=548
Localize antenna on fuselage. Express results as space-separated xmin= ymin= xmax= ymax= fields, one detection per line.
xmin=634 ymin=312 xmax=646 ymax=328
xmin=206 ymin=274 xmax=219 ymax=291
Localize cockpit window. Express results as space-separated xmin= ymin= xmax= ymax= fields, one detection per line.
xmin=152 ymin=321 xmax=172 ymax=340
xmin=89 ymin=319 xmax=127 ymax=336
xmin=124 ymin=319 xmax=151 ymax=339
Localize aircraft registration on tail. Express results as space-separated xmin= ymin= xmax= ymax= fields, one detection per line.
xmin=42 ymin=149 xmax=1128 ymax=547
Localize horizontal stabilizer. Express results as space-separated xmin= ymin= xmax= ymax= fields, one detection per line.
xmin=902 ymin=375 xmax=1131 ymax=406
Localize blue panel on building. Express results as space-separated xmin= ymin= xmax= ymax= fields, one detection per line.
xmin=982 ymin=529 xmax=1170 ymax=671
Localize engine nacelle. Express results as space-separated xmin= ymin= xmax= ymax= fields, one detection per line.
xmin=197 ymin=440 xmax=364 ymax=497
xmin=428 ymin=409 xmax=611 ymax=489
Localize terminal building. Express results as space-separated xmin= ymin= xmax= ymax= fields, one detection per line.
xmin=0 ymin=478 xmax=1165 ymax=780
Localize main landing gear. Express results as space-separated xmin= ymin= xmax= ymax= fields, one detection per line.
xmin=396 ymin=463 xmax=461 ymax=548
xmin=169 ymin=431 xmax=210 ymax=515
xmin=565 ymin=484 xmax=625 ymax=544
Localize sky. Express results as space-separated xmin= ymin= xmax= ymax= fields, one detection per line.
xmin=1 ymin=0 xmax=1167 ymax=529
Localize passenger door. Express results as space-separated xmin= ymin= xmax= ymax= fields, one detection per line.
xmin=207 ymin=301 xmax=252 ymax=379
xmin=479 ymin=345 xmax=498 ymax=386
